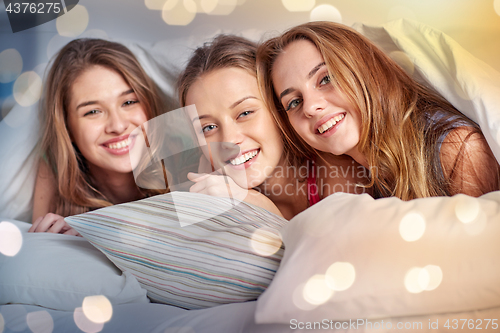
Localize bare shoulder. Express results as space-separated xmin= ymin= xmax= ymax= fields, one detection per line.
xmin=440 ymin=126 xmax=500 ymax=196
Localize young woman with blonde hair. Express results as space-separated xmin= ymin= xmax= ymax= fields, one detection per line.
xmin=257 ymin=22 xmax=500 ymax=200
xmin=178 ymin=34 xmax=367 ymax=219
xmin=30 ymin=38 xmax=169 ymax=235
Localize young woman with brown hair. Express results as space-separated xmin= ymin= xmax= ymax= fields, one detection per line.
xmin=30 ymin=38 xmax=168 ymax=235
xmin=178 ymin=35 xmax=367 ymax=219
xmin=257 ymin=22 xmax=500 ymax=200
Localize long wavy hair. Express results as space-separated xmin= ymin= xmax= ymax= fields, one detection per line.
xmin=177 ymin=34 xmax=308 ymax=170
xmin=39 ymin=38 xmax=168 ymax=216
xmin=257 ymin=22 xmax=486 ymax=200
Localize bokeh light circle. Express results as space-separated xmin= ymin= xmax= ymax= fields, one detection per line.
xmin=0 ymin=49 xmax=23 ymax=83
xmin=310 ymin=4 xmax=342 ymax=23
xmin=56 ymin=5 xmax=89 ymax=37
xmin=494 ymin=0 xmax=500 ymax=17
xmin=13 ymin=71 xmax=43 ymax=107
xmin=82 ymin=295 xmax=113 ymax=324
xmin=422 ymin=265 xmax=443 ymax=291
xmin=292 ymin=282 xmax=318 ymax=311
xmin=250 ymin=228 xmax=282 ymax=256
xmin=206 ymin=0 xmax=237 ymax=15
xmin=0 ymin=221 xmax=23 ymax=257
xmin=145 ymin=0 xmax=167 ymax=10
xmin=282 ymin=0 xmax=315 ymax=12
xmin=399 ymin=212 xmax=426 ymax=242
xmin=26 ymin=311 xmax=54 ymax=333
xmin=73 ymin=308 xmax=103 ymax=333
xmin=80 ymin=29 xmax=109 ymax=40
xmin=454 ymin=195 xmax=480 ymax=224
xmin=303 ymin=274 xmax=333 ymax=305
xmin=325 ymin=262 xmax=355 ymax=291
xmin=162 ymin=0 xmax=197 ymax=25
xmin=404 ymin=267 xmax=424 ymax=293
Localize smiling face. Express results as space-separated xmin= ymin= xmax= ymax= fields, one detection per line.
xmin=272 ymin=39 xmax=365 ymax=166
xmin=185 ymin=67 xmax=284 ymax=189
xmin=66 ymin=65 xmax=148 ymax=176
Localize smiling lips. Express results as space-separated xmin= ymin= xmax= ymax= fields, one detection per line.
xmin=105 ymin=137 xmax=132 ymax=149
xmin=229 ymin=149 xmax=259 ymax=166
xmin=317 ymin=113 xmax=345 ymax=134
xmin=102 ymin=135 xmax=135 ymax=155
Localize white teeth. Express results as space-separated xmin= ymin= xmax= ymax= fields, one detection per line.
xmin=318 ymin=113 xmax=345 ymax=134
xmin=107 ymin=138 xmax=131 ymax=149
xmin=230 ymin=150 xmax=258 ymax=166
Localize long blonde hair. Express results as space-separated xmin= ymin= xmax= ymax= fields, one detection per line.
xmin=257 ymin=22 xmax=483 ymax=200
xmin=40 ymin=38 xmax=168 ymax=216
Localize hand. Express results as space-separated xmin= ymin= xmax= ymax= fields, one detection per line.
xmin=29 ymin=213 xmax=81 ymax=236
xmin=187 ymin=172 xmax=248 ymax=202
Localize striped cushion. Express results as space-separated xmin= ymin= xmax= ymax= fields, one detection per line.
xmin=65 ymin=192 xmax=286 ymax=310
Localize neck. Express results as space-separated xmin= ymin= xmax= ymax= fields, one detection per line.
xmin=255 ymin=157 xmax=308 ymax=219
xmin=88 ymin=166 xmax=143 ymax=204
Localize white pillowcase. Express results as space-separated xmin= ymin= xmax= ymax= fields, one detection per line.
xmin=355 ymin=19 xmax=500 ymax=161
xmin=65 ymin=192 xmax=287 ymax=310
xmin=255 ymin=191 xmax=500 ymax=323
xmin=0 ymin=219 xmax=149 ymax=311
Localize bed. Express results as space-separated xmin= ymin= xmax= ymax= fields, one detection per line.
xmin=1 ymin=20 xmax=500 ymax=333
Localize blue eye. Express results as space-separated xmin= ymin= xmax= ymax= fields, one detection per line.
xmin=238 ymin=110 xmax=253 ymax=118
xmin=202 ymin=124 xmax=217 ymax=133
xmin=319 ymin=75 xmax=331 ymax=86
xmin=286 ymin=98 xmax=302 ymax=112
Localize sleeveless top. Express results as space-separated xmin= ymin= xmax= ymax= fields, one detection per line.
xmin=307 ymin=159 xmax=321 ymax=206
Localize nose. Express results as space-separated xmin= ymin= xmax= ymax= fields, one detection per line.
xmin=105 ymin=109 xmax=129 ymax=134
xmin=302 ymin=90 xmax=325 ymax=119
xmin=220 ymin=121 xmax=244 ymax=146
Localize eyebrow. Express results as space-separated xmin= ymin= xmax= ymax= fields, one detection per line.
xmin=75 ymin=89 xmax=135 ymax=111
xmin=192 ymin=114 xmax=209 ymax=124
xmin=191 ymin=96 xmax=258 ymax=123
xmin=279 ymin=62 xmax=326 ymax=102
xmin=229 ymin=96 xmax=257 ymax=109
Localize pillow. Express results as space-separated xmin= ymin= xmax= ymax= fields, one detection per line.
xmin=255 ymin=191 xmax=500 ymax=324
xmin=354 ymin=19 xmax=500 ymax=161
xmin=65 ymin=192 xmax=287 ymax=310
xmin=0 ymin=219 xmax=149 ymax=311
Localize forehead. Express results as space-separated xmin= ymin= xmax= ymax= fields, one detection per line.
xmin=185 ymin=67 xmax=259 ymax=113
xmin=272 ymin=39 xmax=323 ymax=86
xmin=69 ymin=66 xmax=130 ymax=100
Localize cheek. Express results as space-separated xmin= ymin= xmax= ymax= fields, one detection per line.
xmin=288 ymin=115 xmax=307 ymax=137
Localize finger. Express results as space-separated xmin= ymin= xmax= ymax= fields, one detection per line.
xmin=63 ymin=228 xmax=80 ymax=236
xmin=47 ymin=218 xmax=68 ymax=234
xmin=189 ymin=180 xmax=207 ymax=193
xmin=32 ymin=214 xmax=58 ymax=233
xmin=28 ymin=216 xmax=43 ymax=232
xmin=187 ymin=172 xmax=209 ymax=182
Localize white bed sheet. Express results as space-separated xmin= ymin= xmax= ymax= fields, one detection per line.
xmin=0 ymin=301 xmax=290 ymax=333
